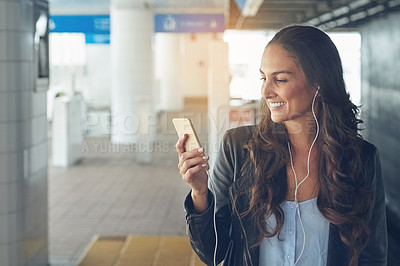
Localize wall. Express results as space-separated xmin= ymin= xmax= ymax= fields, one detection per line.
xmin=179 ymin=33 xmax=214 ymax=98
xmin=0 ymin=0 xmax=48 ymax=265
xmin=360 ymin=10 xmax=400 ymax=218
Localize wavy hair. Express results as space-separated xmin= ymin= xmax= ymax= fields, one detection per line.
xmin=242 ymin=25 xmax=372 ymax=266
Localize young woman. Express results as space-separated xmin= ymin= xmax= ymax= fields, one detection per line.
xmin=176 ymin=25 xmax=387 ymax=266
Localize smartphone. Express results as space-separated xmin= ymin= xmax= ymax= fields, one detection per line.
xmin=172 ymin=118 xmax=202 ymax=152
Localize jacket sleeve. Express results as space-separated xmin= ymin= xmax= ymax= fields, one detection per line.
xmin=184 ymin=130 xmax=235 ymax=265
xmin=359 ymin=147 xmax=388 ymax=265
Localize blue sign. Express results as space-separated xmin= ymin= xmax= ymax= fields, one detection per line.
xmin=50 ymin=15 xmax=110 ymax=44
xmin=155 ymin=14 xmax=224 ymax=33
xmin=85 ymin=34 xmax=110 ymax=44
xmin=235 ymin=0 xmax=246 ymax=11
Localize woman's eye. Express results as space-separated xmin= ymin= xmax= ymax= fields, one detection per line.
xmin=260 ymin=77 xmax=266 ymax=81
xmin=276 ymin=79 xmax=287 ymax=83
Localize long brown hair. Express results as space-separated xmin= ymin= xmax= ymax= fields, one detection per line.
xmin=243 ymin=25 xmax=372 ymax=266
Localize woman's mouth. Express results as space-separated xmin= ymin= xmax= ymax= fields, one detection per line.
xmin=269 ymin=101 xmax=287 ymax=108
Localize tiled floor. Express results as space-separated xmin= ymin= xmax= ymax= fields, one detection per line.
xmin=48 ymin=136 xmax=192 ymax=266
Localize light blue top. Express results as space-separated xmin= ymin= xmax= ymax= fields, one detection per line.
xmin=259 ymin=198 xmax=330 ymax=266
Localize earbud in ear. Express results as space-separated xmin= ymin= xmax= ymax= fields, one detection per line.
xmin=315 ymin=86 xmax=320 ymax=97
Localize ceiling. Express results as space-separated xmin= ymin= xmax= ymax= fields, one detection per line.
xmin=48 ymin=0 xmax=400 ymax=31
xmin=228 ymin=0 xmax=400 ymax=31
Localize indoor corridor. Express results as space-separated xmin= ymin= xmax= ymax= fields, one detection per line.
xmin=1 ymin=1 xmax=400 ymax=265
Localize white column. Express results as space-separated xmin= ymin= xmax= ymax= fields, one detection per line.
xmin=154 ymin=33 xmax=184 ymax=111
xmin=207 ymin=40 xmax=230 ymax=169
xmin=0 ymin=0 xmax=48 ymax=265
xmin=110 ymin=0 xmax=154 ymax=144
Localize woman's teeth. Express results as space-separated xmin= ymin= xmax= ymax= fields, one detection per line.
xmin=270 ymin=102 xmax=286 ymax=107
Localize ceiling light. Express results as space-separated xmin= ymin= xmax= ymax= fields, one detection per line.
xmin=388 ymin=0 xmax=400 ymax=8
xmin=332 ymin=6 xmax=350 ymax=17
xmin=335 ymin=17 xmax=350 ymax=26
xmin=367 ymin=5 xmax=385 ymax=16
xmin=319 ymin=12 xmax=333 ymax=22
xmin=350 ymin=11 xmax=367 ymax=21
xmin=349 ymin=0 xmax=370 ymax=10
xmin=307 ymin=18 xmax=320 ymax=26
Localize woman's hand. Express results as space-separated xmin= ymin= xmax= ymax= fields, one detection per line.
xmin=176 ymin=134 xmax=210 ymax=213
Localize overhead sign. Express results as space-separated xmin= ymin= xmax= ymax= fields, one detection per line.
xmin=49 ymin=14 xmax=224 ymax=43
xmin=155 ymin=14 xmax=224 ymax=33
xmin=49 ymin=15 xmax=110 ymax=44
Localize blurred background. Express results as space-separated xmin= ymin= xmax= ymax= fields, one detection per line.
xmin=0 ymin=0 xmax=399 ymax=265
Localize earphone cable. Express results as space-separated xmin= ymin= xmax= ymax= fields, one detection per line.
xmin=287 ymin=88 xmax=320 ymax=265
xmin=206 ymin=169 xmax=218 ymax=266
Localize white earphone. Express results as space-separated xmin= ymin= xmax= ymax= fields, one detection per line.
xmin=287 ymin=86 xmax=320 ymax=265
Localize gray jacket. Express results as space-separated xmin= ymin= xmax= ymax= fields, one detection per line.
xmin=184 ymin=125 xmax=387 ymax=266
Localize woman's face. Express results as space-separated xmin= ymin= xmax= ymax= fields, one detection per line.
xmin=260 ymin=44 xmax=317 ymax=124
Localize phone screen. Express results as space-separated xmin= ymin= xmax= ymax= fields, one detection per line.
xmin=172 ymin=118 xmax=202 ymax=152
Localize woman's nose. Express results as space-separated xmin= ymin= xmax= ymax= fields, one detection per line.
xmin=261 ymin=79 xmax=274 ymax=98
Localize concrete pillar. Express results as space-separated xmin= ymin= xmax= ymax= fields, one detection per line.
xmin=110 ymin=0 xmax=154 ymax=145
xmin=0 ymin=0 xmax=48 ymax=265
xmin=154 ymin=33 xmax=184 ymax=111
xmin=207 ymin=40 xmax=230 ymax=168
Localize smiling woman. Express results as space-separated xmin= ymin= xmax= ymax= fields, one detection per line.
xmin=176 ymin=25 xmax=387 ymax=266
xmin=259 ymin=44 xmax=318 ymax=125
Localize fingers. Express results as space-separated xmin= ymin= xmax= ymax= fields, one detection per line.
xmin=175 ymin=134 xmax=187 ymax=155
xmin=177 ymin=147 xmax=206 ymax=169
xmin=182 ymin=163 xmax=208 ymax=184
xmin=179 ymin=154 xmax=209 ymax=176
xmin=175 ymin=134 xmax=209 ymax=192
